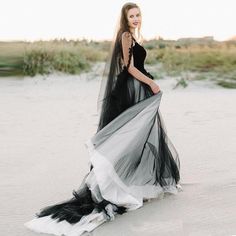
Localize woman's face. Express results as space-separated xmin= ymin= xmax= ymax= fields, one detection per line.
xmin=127 ymin=7 xmax=141 ymax=29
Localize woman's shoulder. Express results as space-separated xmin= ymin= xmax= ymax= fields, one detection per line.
xmin=120 ymin=31 xmax=135 ymax=47
xmin=121 ymin=31 xmax=133 ymax=42
xmin=121 ymin=32 xmax=143 ymax=46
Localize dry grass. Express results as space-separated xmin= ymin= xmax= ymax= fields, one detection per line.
xmin=0 ymin=39 xmax=235 ymax=88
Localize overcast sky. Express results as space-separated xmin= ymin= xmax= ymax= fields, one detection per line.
xmin=1 ymin=0 xmax=235 ymax=41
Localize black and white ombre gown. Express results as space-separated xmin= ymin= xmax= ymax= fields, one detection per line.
xmin=24 ymin=36 xmax=182 ymax=236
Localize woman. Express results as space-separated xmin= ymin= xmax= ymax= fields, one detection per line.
xmin=24 ymin=2 xmax=182 ymax=236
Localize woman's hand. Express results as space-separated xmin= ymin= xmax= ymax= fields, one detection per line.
xmin=149 ymin=81 xmax=160 ymax=94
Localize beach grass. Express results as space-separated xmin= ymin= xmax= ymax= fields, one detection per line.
xmin=0 ymin=38 xmax=235 ymax=88
xmin=0 ymin=39 xmax=108 ymax=77
xmin=145 ymin=39 xmax=236 ymax=88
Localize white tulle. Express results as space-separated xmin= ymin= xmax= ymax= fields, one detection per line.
xmin=85 ymin=139 xmax=180 ymax=211
xmin=24 ymin=144 xmax=182 ymax=236
xmin=24 ymin=91 xmax=182 ymax=236
xmin=24 ymin=209 xmax=109 ymax=236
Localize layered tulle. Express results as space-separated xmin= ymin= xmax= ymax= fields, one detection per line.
xmin=24 ymin=76 xmax=181 ymax=236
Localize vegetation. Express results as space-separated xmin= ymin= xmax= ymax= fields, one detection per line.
xmin=0 ymin=37 xmax=235 ymax=88
xmin=144 ymin=38 xmax=236 ymax=88
xmin=0 ymin=39 xmax=108 ymax=77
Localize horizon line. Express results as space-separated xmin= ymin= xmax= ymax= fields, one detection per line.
xmin=1 ymin=35 xmax=235 ymax=43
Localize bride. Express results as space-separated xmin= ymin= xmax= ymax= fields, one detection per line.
xmin=24 ymin=2 xmax=182 ymax=236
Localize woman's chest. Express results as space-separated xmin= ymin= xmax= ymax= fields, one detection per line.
xmin=133 ymin=43 xmax=147 ymax=62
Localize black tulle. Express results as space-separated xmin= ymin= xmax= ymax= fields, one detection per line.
xmin=36 ymin=175 xmax=127 ymax=224
xmin=154 ymin=112 xmax=180 ymax=186
xmin=97 ymin=39 xmax=155 ymax=132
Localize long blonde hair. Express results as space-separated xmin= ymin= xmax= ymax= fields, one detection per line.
xmin=116 ymin=2 xmax=143 ymax=44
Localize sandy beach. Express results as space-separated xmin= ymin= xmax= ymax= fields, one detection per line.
xmin=1 ymin=70 xmax=236 ymax=236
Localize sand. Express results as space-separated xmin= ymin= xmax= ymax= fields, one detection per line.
xmin=0 ymin=70 xmax=236 ymax=236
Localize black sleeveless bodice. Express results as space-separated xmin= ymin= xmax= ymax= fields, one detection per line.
xmin=131 ymin=37 xmax=153 ymax=78
xmin=132 ymin=41 xmax=147 ymax=73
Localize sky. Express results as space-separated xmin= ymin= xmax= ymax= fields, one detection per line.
xmin=1 ymin=0 xmax=235 ymax=42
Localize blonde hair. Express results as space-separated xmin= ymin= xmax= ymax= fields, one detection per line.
xmin=116 ymin=2 xmax=143 ymax=44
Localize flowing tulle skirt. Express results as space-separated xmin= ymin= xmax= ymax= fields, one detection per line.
xmin=24 ymin=76 xmax=182 ymax=236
